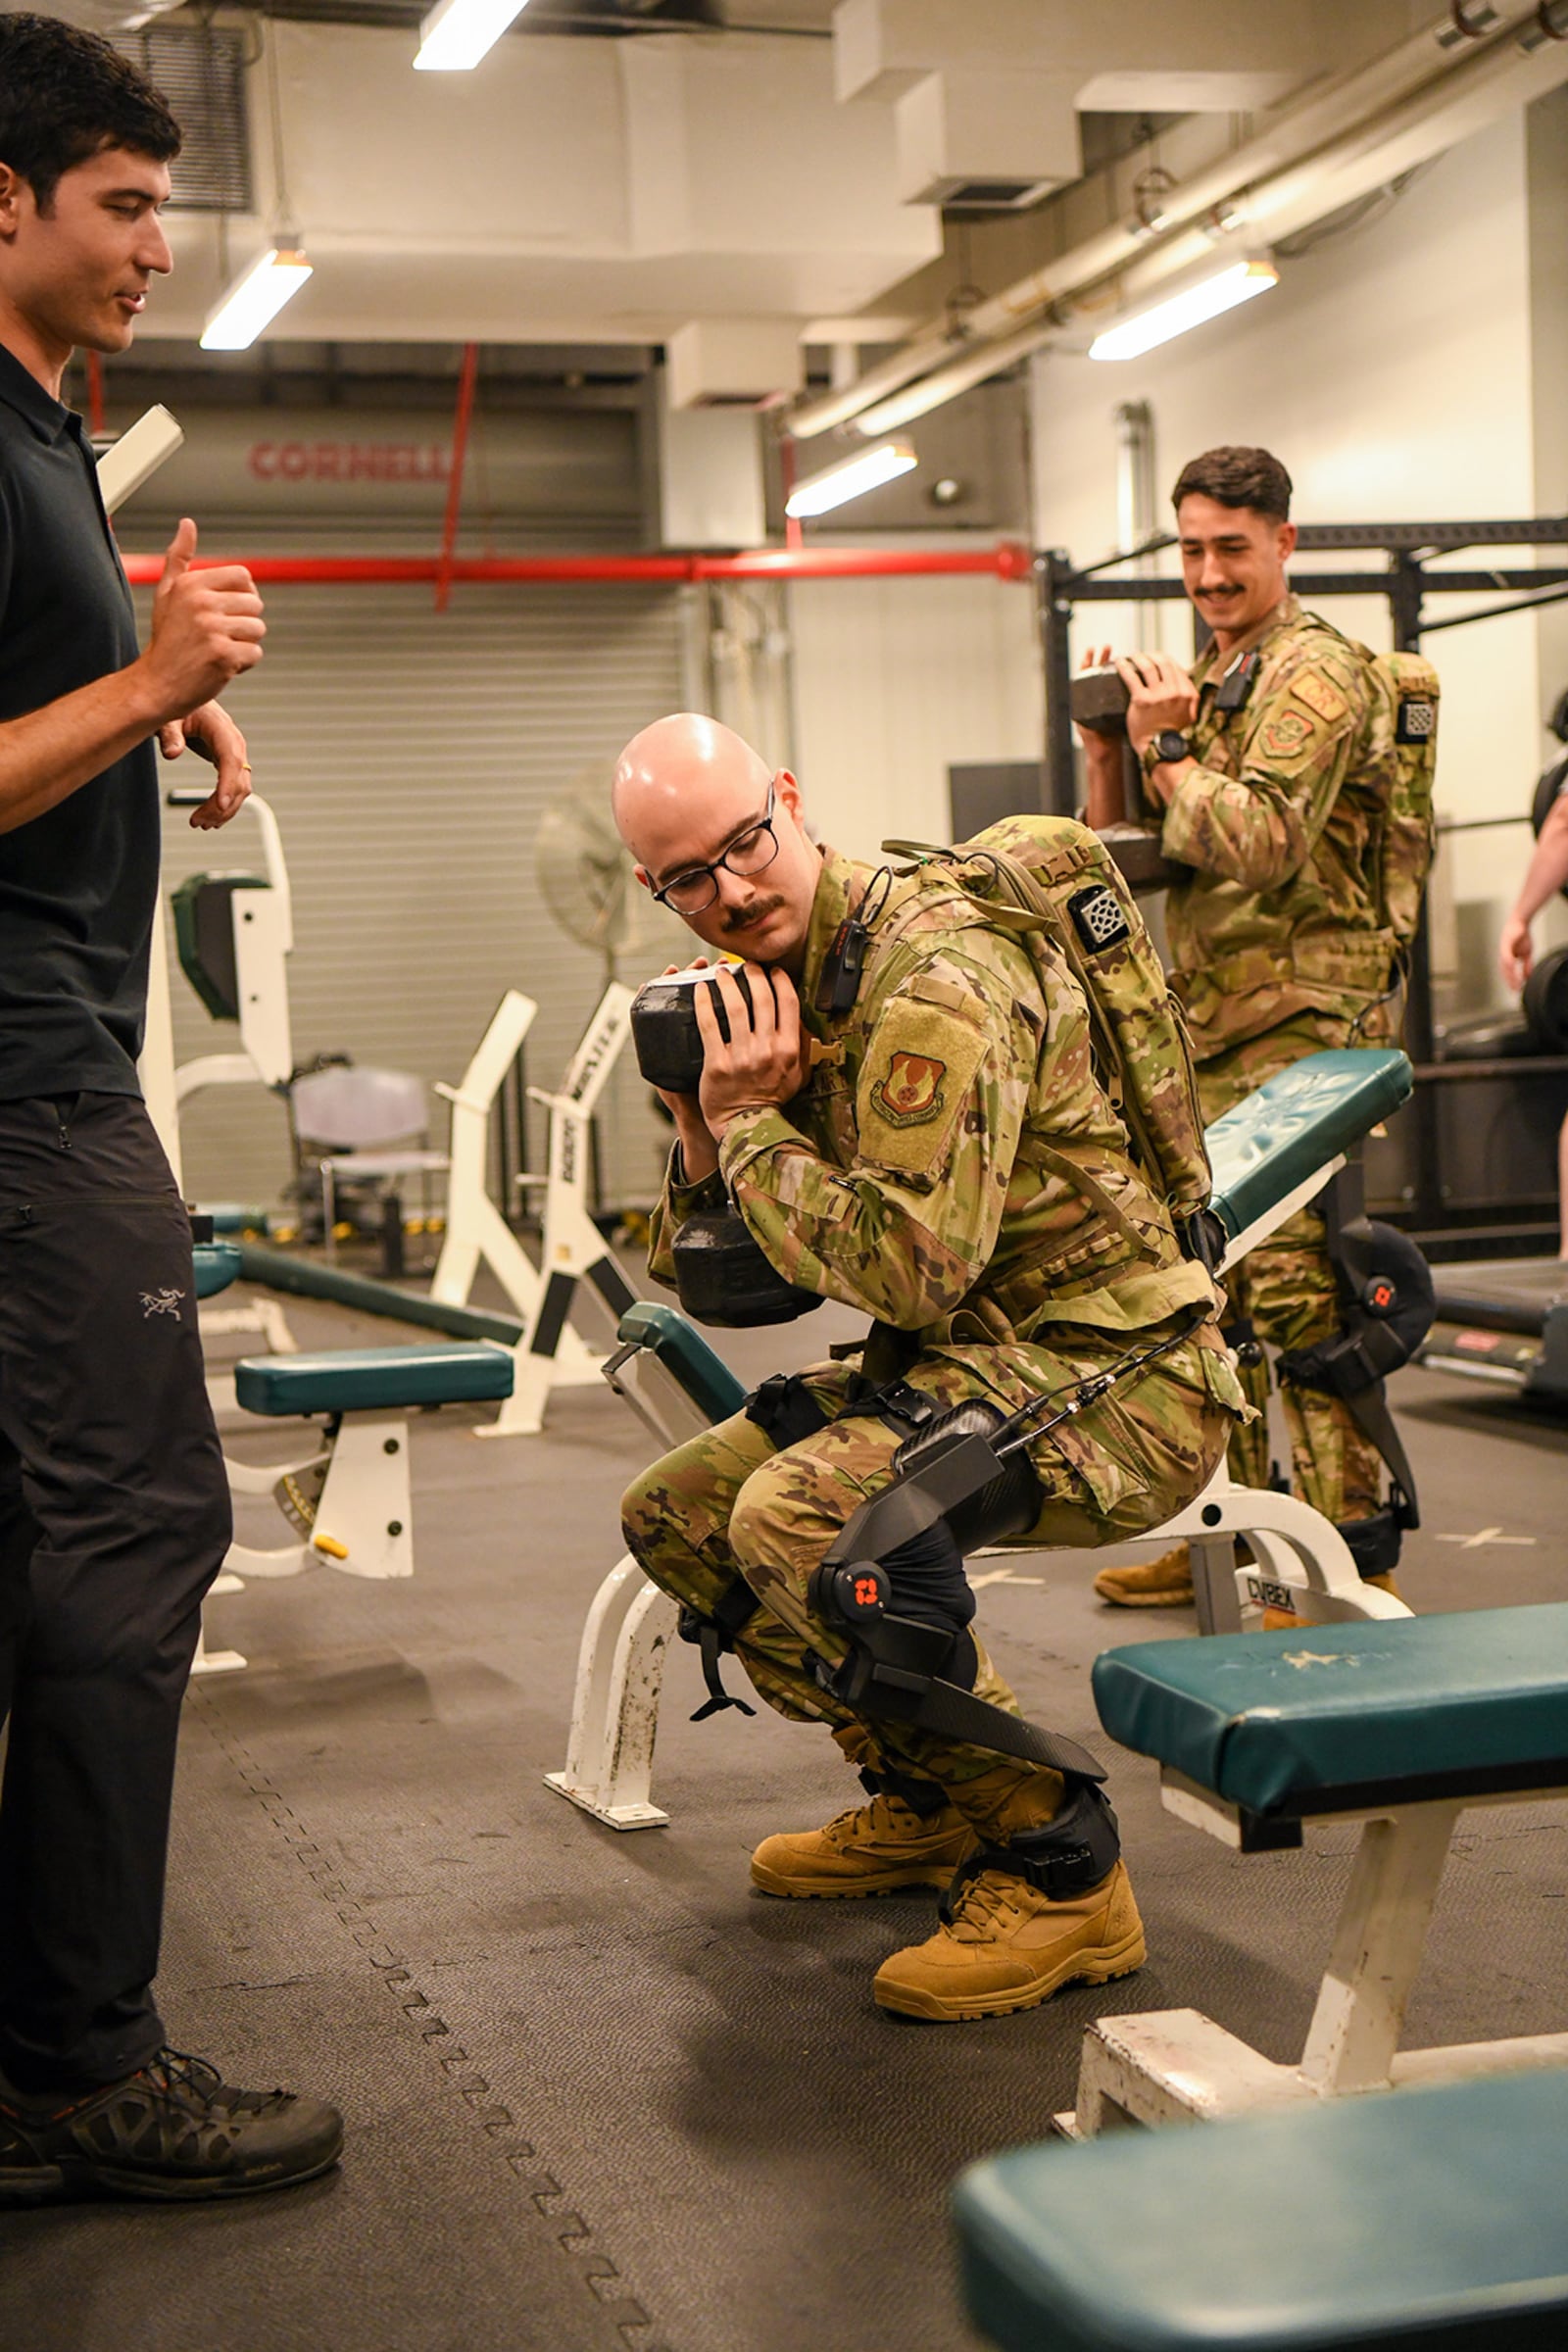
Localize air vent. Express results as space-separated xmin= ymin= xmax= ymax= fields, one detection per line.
xmin=118 ymin=24 xmax=253 ymax=215
xmin=926 ymin=177 xmax=1054 ymax=213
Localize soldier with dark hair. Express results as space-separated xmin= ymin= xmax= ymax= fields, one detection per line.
xmin=0 ymin=15 xmax=341 ymax=2203
xmin=611 ymin=713 xmax=1248 ymax=2022
xmin=1083 ymin=445 xmax=1414 ymax=1612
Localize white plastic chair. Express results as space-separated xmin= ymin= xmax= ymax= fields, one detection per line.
xmin=291 ymin=1064 xmax=449 ymax=1264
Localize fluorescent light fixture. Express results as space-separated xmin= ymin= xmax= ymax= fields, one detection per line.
xmin=415 ymin=0 xmax=529 ymax=71
xmin=200 ymin=248 xmax=313 ymax=352
xmin=786 ymin=439 xmax=917 ymax=519
xmin=1089 ymin=258 xmax=1278 ymax=363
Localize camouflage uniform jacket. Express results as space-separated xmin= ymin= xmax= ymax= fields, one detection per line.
xmin=648 ymin=847 xmax=1222 ymax=1345
xmin=1158 ymin=595 xmax=1396 ymax=1057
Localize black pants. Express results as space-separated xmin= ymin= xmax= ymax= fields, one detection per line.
xmin=0 ymin=1093 xmax=230 ymax=2092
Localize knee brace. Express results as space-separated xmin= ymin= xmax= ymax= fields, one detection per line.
xmin=806 ymin=1401 xmax=1103 ymax=1781
xmin=938 ymin=1783 xmax=1123 ymax=1919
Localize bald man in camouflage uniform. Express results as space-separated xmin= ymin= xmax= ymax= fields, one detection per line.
xmin=1085 ymin=445 xmax=1403 ymax=1611
xmin=612 ymin=715 xmax=1247 ymax=2021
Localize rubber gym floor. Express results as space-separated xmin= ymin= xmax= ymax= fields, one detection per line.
xmin=2 ymin=1272 xmax=1564 ymax=2352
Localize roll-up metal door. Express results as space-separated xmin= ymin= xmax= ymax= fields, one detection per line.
xmin=152 ymin=580 xmax=690 ymax=1219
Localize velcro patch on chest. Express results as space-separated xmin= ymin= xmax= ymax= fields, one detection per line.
xmin=858 ymin=995 xmax=987 ymax=1178
xmin=1289 ymin=668 xmax=1348 ymax=724
xmin=1067 ymin=883 xmax=1131 ymax=955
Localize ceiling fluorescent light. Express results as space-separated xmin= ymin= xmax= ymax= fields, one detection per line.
xmin=1089 ymin=258 xmax=1278 ymax=363
xmin=786 ymin=440 xmax=917 ymax=519
xmin=200 ymin=248 xmax=313 ymax=351
xmin=416 ymin=0 xmax=529 ymax=72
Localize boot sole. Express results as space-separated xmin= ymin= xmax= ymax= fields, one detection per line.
xmin=0 ymin=2145 xmax=341 ymax=2206
xmin=751 ymin=1862 xmax=961 ymax=1899
xmin=1093 ymin=1587 xmax=1194 ymax=1608
xmin=873 ymin=1927 xmax=1148 ymax=2022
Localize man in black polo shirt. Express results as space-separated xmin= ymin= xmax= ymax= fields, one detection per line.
xmin=0 ymin=17 xmax=341 ymax=2202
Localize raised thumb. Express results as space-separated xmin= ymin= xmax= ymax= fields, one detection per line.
xmin=162 ymin=515 xmax=198 ymax=580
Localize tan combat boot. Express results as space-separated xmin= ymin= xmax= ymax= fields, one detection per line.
xmin=751 ymin=1774 xmax=975 ymax=1899
xmin=871 ymin=1777 xmax=1145 ymax=2020
xmin=1092 ymin=1543 xmax=1194 ymax=1608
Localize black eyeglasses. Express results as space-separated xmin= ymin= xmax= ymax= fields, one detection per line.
xmin=650 ymin=780 xmax=781 ymax=914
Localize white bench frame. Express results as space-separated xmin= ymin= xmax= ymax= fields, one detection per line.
xmin=1058 ymin=1772 xmax=1568 ymax=2137
xmin=547 ymin=1142 xmax=1418 ymax=1832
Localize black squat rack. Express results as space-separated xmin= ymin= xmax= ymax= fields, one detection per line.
xmin=1036 ymin=519 xmax=1568 ymax=1250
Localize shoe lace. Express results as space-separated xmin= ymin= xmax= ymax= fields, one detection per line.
xmin=139 ymin=2048 xmax=290 ymax=2118
xmin=942 ymin=1862 xmax=1028 ymax=1941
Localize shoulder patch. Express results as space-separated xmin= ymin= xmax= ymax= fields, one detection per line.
xmin=858 ymin=995 xmax=986 ymax=1180
xmin=1259 ymin=708 xmax=1315 ymax=760
xmin=1290 ymin=669 xmax=1348 ymax=725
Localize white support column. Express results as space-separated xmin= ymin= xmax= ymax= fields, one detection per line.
xmin=1298 ymin=1803 xmax=1461 ymax=2093
xmin=544 ymin=1555 xmax=679 ymax=1830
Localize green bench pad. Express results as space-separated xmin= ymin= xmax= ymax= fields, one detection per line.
xmin=1204 ymin=1048 xmax=1412 ymax=1244
xmin=234 ymin=1343 xmax=514 ymax=1417
xmin=1093 ymin=1604 xmax=1568 ymax=1817
xmin=955 ymin=2069 xmax=1568 ymax=2352
xmin=616 ymin=1300 xmax=748 ymax=1424
xmin=194 ymin=1243 xmax=243 ymax=1299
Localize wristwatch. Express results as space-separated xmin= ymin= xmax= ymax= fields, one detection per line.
xmin=1143 ymin=728 xmax=1193 ymax=773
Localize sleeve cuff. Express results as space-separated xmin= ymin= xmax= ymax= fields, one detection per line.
xmin=717 ymin=1105 xmax=800 ymax=1189
xmin=667 ymin=1143 xmax=727 ymax=1220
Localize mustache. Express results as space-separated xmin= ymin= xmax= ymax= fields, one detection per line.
xmin=719 ymin=893 xmax=785 ymax=936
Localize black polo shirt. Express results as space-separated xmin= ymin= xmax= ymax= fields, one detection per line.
xmin=0 ymin=337 xmax=158 ymax=1100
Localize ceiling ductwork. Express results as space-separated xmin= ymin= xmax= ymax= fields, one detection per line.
xmin=795 ymin=0 xmax=1568 ymax=441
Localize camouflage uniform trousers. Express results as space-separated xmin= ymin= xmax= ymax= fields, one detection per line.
xmin=621 ymin=1314 xmax=1238 ymax=1811
xmin=1198 ymin=1010 xmax=1388 ymax=1524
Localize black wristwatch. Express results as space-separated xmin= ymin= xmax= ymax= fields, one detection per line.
xmin=1143 ymin=728 xmax=1193 ymax=773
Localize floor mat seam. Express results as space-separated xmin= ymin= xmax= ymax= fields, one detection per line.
xmin=186 ymin=1682 xmax=672 ymax=2352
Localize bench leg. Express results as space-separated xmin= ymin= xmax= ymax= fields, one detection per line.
xmin=190 ymin=1571 xmax=248 ymax=1677
xmin=311 ymin=1414 xmax=414 ymax=1580
xmin=1299 ymin=1803 xmax=1461 ymax=2093
xmin=545 ymin=1554 xmax=678 ymax=1831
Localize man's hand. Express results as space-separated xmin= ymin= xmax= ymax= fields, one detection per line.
xmin=159 ymin=701 xmax=252 ymax=830
xmin=1499 ymin=912 xmax=1535 ymax=994
xmin=695 ymin=961 xmax=810 ymax=1143
xmin=136 ymin=518 xmax=266 ymax=727
xmin=1116 ymin=650 xmax=1200 ymax=758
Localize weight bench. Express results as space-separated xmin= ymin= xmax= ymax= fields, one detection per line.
xmin=955 ymin=2067 xmax=1568 ymax=2352
xmin=549 ymin=1049 xmax=1415 ymax=1832
xmin=1055 ymin=1603 xmax=1568 ymax=2136
xmin=223 ymin=1343 xmax=514 ymax=1582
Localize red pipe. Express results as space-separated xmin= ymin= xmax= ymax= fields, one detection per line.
xmin=119 ymin=542 xmax=1032 ymax=586
xmin=434 ymin=340 xmax=479 ymax=614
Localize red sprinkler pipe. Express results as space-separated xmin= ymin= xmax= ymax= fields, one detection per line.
xmin=434 ymin=340 xmax=479 ymax=614
xmin=119 ymin=542 xmax=1033 ymax=586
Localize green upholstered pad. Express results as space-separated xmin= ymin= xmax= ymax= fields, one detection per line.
xmin=1092 ymin=1605 xmax=1568 ymax=1816
xmin=194 ymin=1243 xmax=242 ymax=1299
xmin=616 ymin=1301 xmax=748 ymax=1423
xmin=1204 ymin=1048 xmax=1412 ymax=1242
xmin=234 ymin=1342 xmax=514 ymax=1417
xmin=955 ymin=2069 xmax=1568 ymax=2352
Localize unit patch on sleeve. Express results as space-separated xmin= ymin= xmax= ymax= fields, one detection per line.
xmin=1289 ymin=668 xmax=1348 ymax=725
xmin=858 ymin=993 xmax=987 ymax=1179
xmin=1259 ymin=708 xmax=1314 ymax=760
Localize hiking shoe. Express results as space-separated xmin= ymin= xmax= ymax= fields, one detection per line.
xmin=751 ymin=1790 xmax=975 ymax=1898
xmin=872 ymin=1859 xmax=1146 ymax=2021
xmin=0 ymin=2047 xmax=344 ymax=2204
xmin=1092 ymin=1544 xmax=1194 ymax=1608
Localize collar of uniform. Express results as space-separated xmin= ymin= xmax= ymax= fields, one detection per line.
xmin=798 ymin=843 xmax=874 ymax=1034
xmin=1193 ymin=591 xmax=1299 ymax=688
xmin=0 ymin=336 xmax=75 ymax=447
